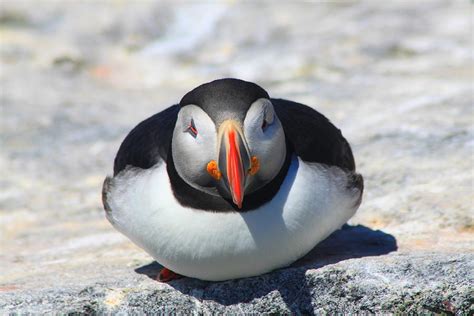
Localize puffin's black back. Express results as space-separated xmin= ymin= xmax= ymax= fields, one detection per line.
xmin=113 ymin=105 xmax=179 ymax=176
xmin=272 ymin=99 xmax=356 ymax=171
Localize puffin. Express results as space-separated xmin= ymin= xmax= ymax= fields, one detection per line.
xmin=102 ymin=78 xmax=363 ymax=282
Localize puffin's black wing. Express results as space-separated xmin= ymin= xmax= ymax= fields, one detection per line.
xmin=272 ymin=99 xmax=356 ymax=171
xmin=113 ymin=105 xmax=179 ymax=176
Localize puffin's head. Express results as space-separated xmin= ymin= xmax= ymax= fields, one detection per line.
xmin=171 ymin=78 xmax=286 ymax=209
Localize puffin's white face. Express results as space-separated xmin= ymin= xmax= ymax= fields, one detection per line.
xmin=171 ymin=98 xmax=286 ymax=208
xmin=172 ymin=105 xmax=218 ymax=190
xmin=242 ymin=98 xmax=286 ymax=193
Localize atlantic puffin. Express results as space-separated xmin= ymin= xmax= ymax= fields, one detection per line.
xmin=102 ymin=78 xmax=363 ymax=282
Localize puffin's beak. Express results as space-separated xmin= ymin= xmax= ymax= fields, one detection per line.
xmin=217 ymin=120 xmax=251 ymax=209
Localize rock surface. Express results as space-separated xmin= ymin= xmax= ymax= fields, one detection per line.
xmin=0 ymin=1 xmax=472 ymax=314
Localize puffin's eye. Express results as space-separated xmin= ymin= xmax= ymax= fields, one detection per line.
xmin=185 ymin=119 xmax=198 ymax=138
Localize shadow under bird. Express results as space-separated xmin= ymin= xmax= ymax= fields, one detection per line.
xmin=102 ymin=78 xmax=364 ymax=281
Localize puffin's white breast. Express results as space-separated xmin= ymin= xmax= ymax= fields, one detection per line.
xmin=105 ymin=156 xmax=362 ymax=281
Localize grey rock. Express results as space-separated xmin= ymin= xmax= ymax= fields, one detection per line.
xmin=1 ymin=248 xmax=472 ymax=314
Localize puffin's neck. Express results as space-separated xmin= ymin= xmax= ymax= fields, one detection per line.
xmin=166 ymin=141 xmax=292 ymax=213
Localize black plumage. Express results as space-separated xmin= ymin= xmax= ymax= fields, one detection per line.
xmin=180 ymin=79 xmax=269 ymax=126
xmin=114 ymin=105 xmax=179 ymax=176
xmin=112 ymin=79 xmax=358 ymax=212
xmin=272 ymin=99 xmax=355 ymax=171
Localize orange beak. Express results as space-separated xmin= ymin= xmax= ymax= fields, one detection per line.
xmin=217 ymin=120 xmax=250 ymax=209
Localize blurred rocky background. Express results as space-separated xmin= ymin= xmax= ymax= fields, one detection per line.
xmin=0 ymin=0 xmax=472 ymax=313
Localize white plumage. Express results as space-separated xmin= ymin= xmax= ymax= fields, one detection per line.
xmin=105 ymin=156 xmax=361 ymax=281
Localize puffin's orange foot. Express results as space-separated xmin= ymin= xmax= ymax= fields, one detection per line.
xmin=156 ymin=268 xmax=182 ymax=282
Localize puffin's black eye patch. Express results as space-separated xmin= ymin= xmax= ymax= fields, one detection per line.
xmin=184 ymin=118 xmax=198 ymax=138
